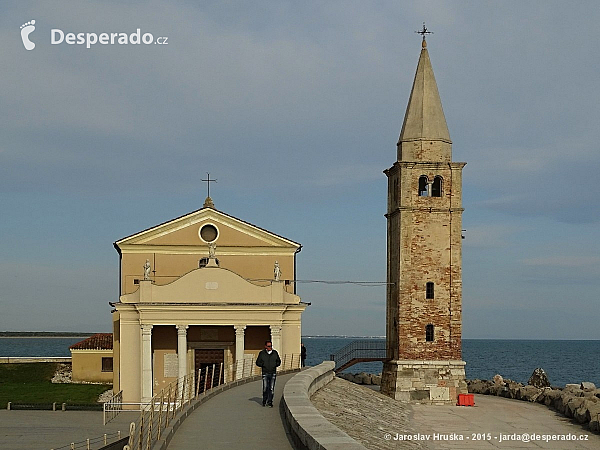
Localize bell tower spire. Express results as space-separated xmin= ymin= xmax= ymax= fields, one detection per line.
xmin=398 ymin=24 xmax=451 ymax=162
xmin=381 ymin=32 xmax=468 ymax=404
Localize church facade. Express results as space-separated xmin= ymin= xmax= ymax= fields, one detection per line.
xmin=380 ymin=36 xmax=468 ymax=403
xmin=112 ymin=197 xmax=306 ymax=404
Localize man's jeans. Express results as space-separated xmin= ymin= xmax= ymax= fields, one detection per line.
xmin=262 ymin=373 xmax=276 ymax=405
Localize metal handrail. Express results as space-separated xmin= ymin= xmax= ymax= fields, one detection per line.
xmin=123 ymin=353 xmax=300 ymax=450
xmin=329 ymin=339 xmax=386 ymax=372
xmin=50 ymin=431 xmax=122 ymax=450
xmin=103 ymin=390 xmax=123 ymax=425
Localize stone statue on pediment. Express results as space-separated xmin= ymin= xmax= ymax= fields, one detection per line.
xmin=143 ymin=259 xmax=151 ymax=280
xmin=208 ymin=242 xmax=216 ymax=258
xmin=274 ymin=261 xmax=281 ymax=281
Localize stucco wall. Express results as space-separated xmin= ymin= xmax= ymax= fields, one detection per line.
xmin=71 ymin=350 xmax=113 ymax=383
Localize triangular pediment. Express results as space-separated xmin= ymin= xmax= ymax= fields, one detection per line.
xmin=115 ymin=207 xmax=300 ymax=250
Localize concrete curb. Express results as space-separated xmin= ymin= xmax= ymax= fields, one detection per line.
xmin=282 ymin=362 xmax=367 ymax=450
xmin=151 ymin=369 xmax=300 ymax=450
xmin=0 ymin=357 xmax=71 ymax=363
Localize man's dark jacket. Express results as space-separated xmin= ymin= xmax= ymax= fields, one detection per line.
xmin=256 ymin=349 xmax=281 ymax=374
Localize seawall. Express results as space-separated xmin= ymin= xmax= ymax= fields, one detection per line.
xmin=0 ymin=357 xmax=71 ymax=363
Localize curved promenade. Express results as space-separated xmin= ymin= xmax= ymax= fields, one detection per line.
xmin=166 ymin=372 xmax=296 ymax=450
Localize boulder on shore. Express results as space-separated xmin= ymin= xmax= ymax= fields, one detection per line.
xmin=528 ymin=368 xmax=550 ymax=389
xmin=358 ymin=372 xmax=372 ymax=385
xmin=518 ymin=385 xmax=542 ymax=402
xmin=466 ymin=376 xmax=600 ymax=435
xmin=493 ymin=374 xmax=504 ymax=385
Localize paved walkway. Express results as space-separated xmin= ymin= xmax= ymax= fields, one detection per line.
xmin=0 ymin=409 xmax=138 ymax=450
xmin=167 ymin=372 xmax=295 ymax=450
xmin=411 ymin=394 xmax=600 ymax=449
xmin=312 ymin=377 xmax=600 ymax=450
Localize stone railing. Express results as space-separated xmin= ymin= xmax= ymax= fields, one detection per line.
xmin=282 ymin=361 xmax=367 ymax=450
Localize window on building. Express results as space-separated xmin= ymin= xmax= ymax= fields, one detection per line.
xmin=418 ymin=176 xmax=428 ymax=196
xmin=102 ymin=357 xmax=113 ymax=372
xmin=432 ymin=176 xmax=443 ymax=197
xmin=426 ymin=282 xmax=434 ymax=299
xmin=425 ymin=324 xmax=434 ymax=342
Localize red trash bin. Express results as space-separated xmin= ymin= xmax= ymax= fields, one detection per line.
xmin=457 ymin=393 xmax=475 ymax=406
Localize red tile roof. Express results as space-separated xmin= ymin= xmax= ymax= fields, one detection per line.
xmin=70 ymin=333 xmax=113 ymax=350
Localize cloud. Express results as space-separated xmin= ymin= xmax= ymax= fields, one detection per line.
xmin=309 ymin=164 xmax=383 ymax=187
xmin=462 ymin=224 xmax=525 ymax=248
xmin=521 ymin=256 xmax=600 ymax=268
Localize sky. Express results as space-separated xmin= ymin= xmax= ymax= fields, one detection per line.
xmin=1 ymin=1 xmax=599 ymax=339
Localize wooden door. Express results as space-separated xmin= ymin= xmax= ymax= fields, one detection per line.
xmin=194 ymin=349 xmax=225 ymax=392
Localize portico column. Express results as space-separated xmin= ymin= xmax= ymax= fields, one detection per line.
xmin=270 ymin=325 xmax=282 ymax=360
xmin=141 ymin=324 xmax=153 ymax=403
xmin=176 ymin=324 xmax=188 ymax=379
xmin=176 ymin=324 xmax=188 ymax=396
xmin=234 ymin=325 xmax=246 ymax=379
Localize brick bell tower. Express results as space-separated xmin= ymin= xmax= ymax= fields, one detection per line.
xmin=380 ymin=30 xmax=468 ymax=404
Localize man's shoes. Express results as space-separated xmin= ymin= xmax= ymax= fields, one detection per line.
xmin=268 ymin=403 xmax=273 ymax=407
xmin=262 ymin=402 xmax=266 ymax=407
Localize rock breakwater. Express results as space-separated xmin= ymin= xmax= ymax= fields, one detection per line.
xmin=338 ymin=372 xmax=382 ymax=386
xmin=469 ymin=374 xmax=600 ymax=433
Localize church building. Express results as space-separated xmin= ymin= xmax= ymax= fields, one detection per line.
xmin=380 ymin=32 xmax=468 ymax=403
xmin=111 ymin=196 xmax=306 ymax=404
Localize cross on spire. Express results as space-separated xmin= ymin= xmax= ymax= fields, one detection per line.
xmin=201 ymin=172 xmax=217 ymax=198
xmin=415 ymin=22 xmax=433 ymax=45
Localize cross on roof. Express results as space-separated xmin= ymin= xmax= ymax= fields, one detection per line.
xmin=201 ymin=172 xmax=217 ymax=198
xmin=415 ymin=22 xmax=433 ymax=42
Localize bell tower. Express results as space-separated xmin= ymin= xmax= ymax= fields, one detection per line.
xmin=380 ymin=30 xmax=468 ymax=403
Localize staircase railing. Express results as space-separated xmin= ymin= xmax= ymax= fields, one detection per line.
xmin=103 ymin=390 xmax=123 ymax=425
xmin=329 ymin=339 xmax=386 ymax=372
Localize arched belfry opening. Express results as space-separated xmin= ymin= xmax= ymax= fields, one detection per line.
xmin=381 ymin=30 xmax=468 ymax=404
xmin=432 ymin=176 xmax=443 ymax=197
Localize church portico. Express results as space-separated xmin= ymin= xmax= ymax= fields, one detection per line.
xmin=121 ymin=319 xmax=297 ymax=402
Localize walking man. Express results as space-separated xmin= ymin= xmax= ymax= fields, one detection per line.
xmin=256 ymin=340 xmax=281 ymax=407
xmin=301 ymin=343 xmax=307 ymax=367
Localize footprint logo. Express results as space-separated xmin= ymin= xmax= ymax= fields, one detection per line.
xmin=20 ymin=20 xmax=36 ymax=50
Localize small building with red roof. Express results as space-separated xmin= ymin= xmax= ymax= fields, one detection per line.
xmin=69 ymin=333 xmax=113 ymax=383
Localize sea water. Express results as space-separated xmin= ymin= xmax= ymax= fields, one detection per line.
xmin=2 ymin=336 xmax=598 ymax=387
xmin=302 ymin=337 xmax=600 ymax=387
xmin=0 ymin=337 xmax=85 ymax=357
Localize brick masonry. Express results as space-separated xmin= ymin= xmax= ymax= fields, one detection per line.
xmin=382 ymin=155 xmax=467 ymax=403
xmin=384 ymin=160 xmax=465 ymax=361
